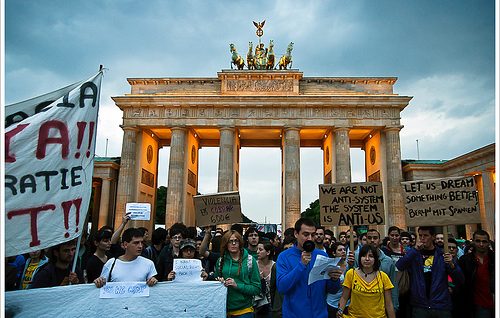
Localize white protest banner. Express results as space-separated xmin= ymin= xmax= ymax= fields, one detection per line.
xmin=173 ymin=259 xmax=203 ymax=283
xmin=5 ymin=80 xmax=84 ymax=128
xmin=194 ymin=191 xmax=242 ymax=227
xmin=402 ymin=176 xmax=480 ymax=227
xmin=100 ymin=282 xmax=149 ymax=298
xmin=5 ymin=71 xmax=103 ymax=257
xmin=5 ymin=282 xmax=227 ymax=317
xmin=319 ymin=182 xmax=385 ymax=226
xmin=126 ymin=202 xmax=151 ymax=221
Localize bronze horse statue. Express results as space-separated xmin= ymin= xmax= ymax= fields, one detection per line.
xmin=230 ymin=43 xmax=245 ymax=70
xmin=247 ymin=42 xmax=256 ymax=70
xmin=278 ymin=42 xmax=293 ymax=70
xmin=266 ymin=40 xmax=275 ymax=70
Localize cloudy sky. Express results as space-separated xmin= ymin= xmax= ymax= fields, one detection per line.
xmin=4 ymin=0 xmax=497 ymax=224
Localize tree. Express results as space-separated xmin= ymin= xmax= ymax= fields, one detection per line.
xmin=301 ymin=199 xmax=320 ymax=225
xmin=155 ymin=186 xmax=167 ymax=224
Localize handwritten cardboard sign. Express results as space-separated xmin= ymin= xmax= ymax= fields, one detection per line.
xmin=402 ymin=176 xmax=480 ymax=227
xmin=193 ymin=191 xmax=242 ymax=227
xmin=126 ymin=202 xmax=151 ymax=221
xmin=173 ymin=259 xmax=203 ymax=283
xmin=319 ymin=182 xmax=385 ymax=226
xmin=99 ymin=282 xmax=149 ymax=298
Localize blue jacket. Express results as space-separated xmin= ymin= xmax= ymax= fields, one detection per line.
xmin=276 ymin=245 xmax=341 ymax=318
xmin=396 ymin=247 xmax=464 ymax=311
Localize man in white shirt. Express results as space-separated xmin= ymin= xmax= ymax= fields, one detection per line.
xmin=94 ymin=227 xmax=157 ymax=287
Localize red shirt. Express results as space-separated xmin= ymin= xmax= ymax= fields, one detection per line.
xmin=473 ymin=254 xmax=494 ymax=308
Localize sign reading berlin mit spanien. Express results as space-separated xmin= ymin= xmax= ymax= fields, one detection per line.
xmin=194 ymin=191 xmax=242 ymax=227
xmin=4 ymin=71 xmax=103 ymax=257
xmin=401 ymin=176 xmax=479 ymax=227
xmin=319 ymin=182 xmax=385 ymax=226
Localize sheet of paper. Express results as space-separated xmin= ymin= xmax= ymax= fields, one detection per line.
xmin=99 ymin=282 xmax=149 ymax=298
xmin=173 ymin=259 xmax=203 ymax=283
xmin=126 ymin=203 xmax=151 ymax=220
xmin=308 ymin=255 xmax=342 ymax=285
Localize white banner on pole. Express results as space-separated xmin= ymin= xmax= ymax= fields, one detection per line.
xmin=5 ymin=71 xmax=103 ymax=257
xmin=5 ymin=282 xmax=227 ymax=317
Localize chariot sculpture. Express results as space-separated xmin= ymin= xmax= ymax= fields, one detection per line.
xmin=228 ymin=21 xmax=294 ymax=71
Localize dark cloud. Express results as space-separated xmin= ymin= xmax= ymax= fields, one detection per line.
xmin=5 ymin=0 xmax=496 ymax=224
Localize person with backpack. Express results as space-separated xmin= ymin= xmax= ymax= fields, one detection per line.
xmin=215 ymin=230 xmax=261 ymax=317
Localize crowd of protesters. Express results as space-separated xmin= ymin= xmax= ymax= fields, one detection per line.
xmin=5 ymin=214 xmax=494 ymax=318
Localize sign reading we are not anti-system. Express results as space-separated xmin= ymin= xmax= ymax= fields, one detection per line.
xmin=319 ymin=182 xmax=385 ymax=226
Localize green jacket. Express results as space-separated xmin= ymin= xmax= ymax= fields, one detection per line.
xmin=216 ymin=249 xmax=261 ymax=311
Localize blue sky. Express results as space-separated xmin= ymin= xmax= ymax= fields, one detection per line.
xmin=4 ymin=0 xmax=497 ymax=224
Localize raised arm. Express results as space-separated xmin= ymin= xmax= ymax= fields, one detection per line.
xmin=199 ymin=226 xmax=212 ymax=258
xmin=111 ymin=212 xmax=131 ymax=244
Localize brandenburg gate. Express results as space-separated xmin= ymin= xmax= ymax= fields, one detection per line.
xmin=111 ymin=69 xmax=412 ymax=232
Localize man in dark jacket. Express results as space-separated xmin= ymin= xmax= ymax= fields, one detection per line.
xmin=31 ymin=239 xmax=83 ymax=288
xmin=457 ymin=230 xmax=494 ymax=318
xmin=396 ymin=226 xmax=464 ymax=318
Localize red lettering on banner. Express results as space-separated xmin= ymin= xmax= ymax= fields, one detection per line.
xmin=5 ymin=123 xmax=30 ymax=163
xmin=36 ymin=120 xmax=69 ymax=159
xmin=7 ymin=204 xmax=56 ymax=247
xmin=61 ymin=198 xmax=82 ymax=238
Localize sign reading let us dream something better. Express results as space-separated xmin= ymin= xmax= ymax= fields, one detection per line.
xmin=402 ymin=176 xmax=480 ymax=227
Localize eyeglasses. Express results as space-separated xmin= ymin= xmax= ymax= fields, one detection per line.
xmin=474 ymin=239 xmax=489 ymax=245
xmin=171 ymin=235 xmax=183 ymax=241
xmin=229 ymin=239 xmax=239 ymax=245
xmin=248 ymin=234 xmax=259 ymax=238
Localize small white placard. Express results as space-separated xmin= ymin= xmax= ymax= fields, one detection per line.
xmin=126 ymin=203 xmax=151 ymax=220
xmin=99 ymin=282 xmax=149 ymax=298
xmin=172 ymin=259 xmax=203 ymax=283
xmin=308 ymin=255 xmax=342 ymax=285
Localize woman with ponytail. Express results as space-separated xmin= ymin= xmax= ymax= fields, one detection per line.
xmin=216 ymin=230 xmax=261 ymax=317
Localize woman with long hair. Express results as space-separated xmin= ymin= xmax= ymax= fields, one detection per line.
xmin=327 ymin=242 xmax=348 ymax=317
xmin=255 ymin=241 xmax=275 ymax=317
xmin=216 ymin=230 xmax=261 ymax=317
xmin=337 ymin=244 xmax=395 ymax=318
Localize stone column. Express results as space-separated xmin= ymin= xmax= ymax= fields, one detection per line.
xmin=478 ymin=170 xmax=495 ymax=238
xmin=334 ymin=127 xmax=351 ymax=233
xmin=383 ymin=127 xmax=405 ymax=229
xmin=282 ymin=128 xmax=301 ymax=229
xmin=218 ymin=127 xmax=236 ymax=192
xmin=98 ymin=178 xmax=112 ymax=228
xmin=114 ymin=126 xmax=139 ymax=229
xmin=166 ymin=127 xmax=188 ymax=227
xmin=334 ymin=127 xmax=351 ymax=184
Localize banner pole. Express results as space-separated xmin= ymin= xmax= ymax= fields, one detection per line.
xmin=443 ymin=226 xmax=449 ymax=253
xmin=350 ymin=226 xmax=355 ymax=254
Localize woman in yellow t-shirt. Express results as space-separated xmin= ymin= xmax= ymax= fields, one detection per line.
xmin=337 ymin=244 xmax=395 ymax=318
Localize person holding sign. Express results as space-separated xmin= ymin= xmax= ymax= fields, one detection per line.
xmin=337 ymin=244 xmax=396 ymax=318
xmin=215 ymin=230 xmax=262 ymax=317
xmin=395 ymin=226 xmax=464 ymax=318
xmin=94 ymin=228 xmax=157 ymax=288
xmin=276 ymin=218 xmax=342 ymax=318
xmin=167 ymin=239 xmax=208 ymax=281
